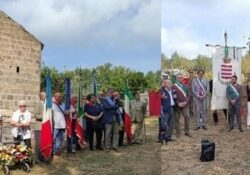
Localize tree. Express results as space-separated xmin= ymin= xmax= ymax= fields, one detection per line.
xmin=161 ymin=53 xmax=169 ymax=70
xmin=193 ymin=55 xmax=212 ymax=72
xmin=40 ymin=66 xmax=64 ymax=93
xmin=169 ymin=51 xmax=192 ymax=71
xmin=127 ymin=71 xmax=147 ymax=93
xmin=145 ymin=71 xmax=160 ymax=90
xmin=41 ymin=63 xmax=161 ymax=95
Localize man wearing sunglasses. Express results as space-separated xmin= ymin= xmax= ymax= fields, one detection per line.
xmin=10 ymin=100 xmax=32 ymax=148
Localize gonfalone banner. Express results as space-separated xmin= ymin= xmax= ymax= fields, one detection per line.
xmin=211 ymin=47 xmax=241 ymax=110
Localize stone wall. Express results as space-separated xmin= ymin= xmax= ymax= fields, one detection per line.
xmin=0 ymin=11 xmax=42 ymax=122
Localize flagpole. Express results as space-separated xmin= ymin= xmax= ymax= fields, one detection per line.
xmin=224 ymin=32 xmax=230 ymax=127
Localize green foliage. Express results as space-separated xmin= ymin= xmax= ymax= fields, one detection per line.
xmin=40 ymin=63 xmax=161 ymax=96
xmin=161 ymin=52 xmax=213 ymax=79
xmin=127 ymin=71 xmax=147 ymax=93
xmin=145 ymin=70 xmax=161 ymax=90
xmin=170 ymin=52 xmax=193 ymax=70
xmin=193 ymin=54 xmax=212 ymax=72
xmin=40 ymin=66 xmax=65 ymax=93
xmin=241 ymin=53 xmax=250 ymax=75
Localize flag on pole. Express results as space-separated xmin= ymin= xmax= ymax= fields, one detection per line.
xmin=211 ymin=46 xmax=242 ymax=110
xmin=75 ymin=85 xmax=84 ymax=148
xmin=65 ymin=78 xmax=72 ymax=138
xmin=92 ymin=70 xmax=98 ymax=97
xmin=40 ymin=75 xmax=53 ymax=160
xmin=124 ymin=80 xmax=133 ymax=142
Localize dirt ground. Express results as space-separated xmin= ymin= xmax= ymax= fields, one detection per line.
xmin=6 ymin=112 xmax=250 ymax=175
xmin=161 ymin=111 xmax=250 ymax=175
xmin=9 ymin=117 xmax=161 ymax=175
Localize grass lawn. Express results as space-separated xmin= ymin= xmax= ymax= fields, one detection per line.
xmin=10 ymin=117 xmax=160 ymax=175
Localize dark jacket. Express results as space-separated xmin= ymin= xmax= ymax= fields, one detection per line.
xmin=160 ymin=86 xmax=175 ymax=114
xmin=102 ymin=97 xmax=120 ymax=124
xmin=172 ymin=82 xmax=190 ymax=105
xmin=247 ymin=84 xmax=250 ymax=102
xmin=226 ymin=83 xmax=241 ymax=106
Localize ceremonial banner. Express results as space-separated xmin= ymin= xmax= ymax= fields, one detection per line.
xmin=211 ymin=47 xmax=241 ymax=110
xmin=92 ymin=70 xmax=98 ymax=97
xmin=40 ymin=75 xmax=53 ymax=160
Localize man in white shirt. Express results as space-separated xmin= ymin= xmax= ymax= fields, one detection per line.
xmin=10 ymin=100 xmax=31 ymax=148
xmin=52 ymin=92 xmax=66 ymax=156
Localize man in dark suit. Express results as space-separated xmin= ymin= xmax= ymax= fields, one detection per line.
xmin=103 ymin=88 xmax=121 ymax=151
xmin=226 ymin=75 xmax=243 ymax=132
xmin=160 ymin=79 xmax=175 ymax=145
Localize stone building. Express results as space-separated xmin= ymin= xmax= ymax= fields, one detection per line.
xmin=0 ymin=10 xmax=43 ymax=119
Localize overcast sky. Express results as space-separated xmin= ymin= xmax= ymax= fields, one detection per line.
xmin=162 ymin=0 xmax=250 ymax=59
xmin=1 ymin=0 xmax=160 ymax=72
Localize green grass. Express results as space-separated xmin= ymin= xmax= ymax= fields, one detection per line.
xmin=10 ymin=118 xmax=160 ymax=175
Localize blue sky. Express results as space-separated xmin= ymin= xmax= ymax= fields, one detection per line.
xmin=0 ymin=0 xmax=160 ymax=72
xmin=162 ymin=0 xmax=250 ymax=59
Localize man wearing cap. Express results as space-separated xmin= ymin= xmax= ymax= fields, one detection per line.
xmin=192 ymin=69 xmax=209 ymax=130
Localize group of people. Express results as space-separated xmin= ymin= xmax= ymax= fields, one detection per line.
xmin=9 ymin=87 xmax=148 ymax=165
xmin=159 ymin=69 xmax=247 ymax=145
xmin=8 ymin=69 xmax=250 ymax=165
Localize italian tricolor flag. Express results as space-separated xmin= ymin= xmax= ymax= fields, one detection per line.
xmin=75 ymin=85 xmax=85 ymax=148
xmin=40 ymin=75 xmax=53 ymax=160
xmin=124 ymin=81 xmax=133 ymax=142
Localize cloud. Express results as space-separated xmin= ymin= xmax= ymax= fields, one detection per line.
xmin=0 ymin=0 xmax=159 ymax=72
xmin=162 ymin=0 xmax=250 ymax=58
xmin=0 ymin=0 xmax=159 ymax=49
xmin=129 ymin=0 xmax=160 ymax=41
xmin=161 ymin=27 xmax=201 ymax=59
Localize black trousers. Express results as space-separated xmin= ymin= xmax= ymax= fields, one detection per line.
xmin=158 ymin=117 xmax=161 ymax=141
xmin=119 ymin=127 xmax=124 ymax=146
xmin=213 ymin=109 xmax=227 ymax=123
xmin=14 ymin=135 xmax=31 ymax=148
xmin=87 ymin=121 xmax=103 ymax=149
xmin=228 ymin=105 xmax=242 ymax=129
xmin=119 ymin=114 xmax=125 ymax=146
